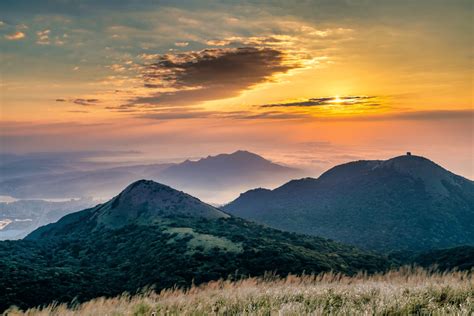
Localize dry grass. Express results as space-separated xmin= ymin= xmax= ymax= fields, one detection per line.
xmin=5 ymin=267 xmax=473 ymax=316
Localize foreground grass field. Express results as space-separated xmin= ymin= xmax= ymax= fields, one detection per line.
xmin=5 ymin=268 xmax=473 ymax=315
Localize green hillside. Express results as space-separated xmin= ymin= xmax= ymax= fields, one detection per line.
xmin=225 ymin=155 xmax=474 ymax=252
xmin=0 ymin=180 xmax=391 ymax=312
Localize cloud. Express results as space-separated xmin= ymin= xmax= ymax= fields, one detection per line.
xmin=36 ymin=29 xmax=50 ymax=45
xmin=68 ymin=110 xmax=89 ymax=113
xmin=224 ymin=111 xmax=308 ymax=120
xmin=55 ymin=98 xmax=99 ymax=106
xmin=174 ymin=41 xmax=189 ymax=47
xmin=205 ymin=39 xmax=231 ymax=46
xmin=72 ymin=98 xmax=100 ymax=106
xmin=4 ymin=31 xmax=25 ymax=40
xmin=135 ymin=108 xmax=308 ymax=121
xmin=129 ymin=46 xmax=303 ymax=107
xmin=260 ymin=96 xmax=379 ymax=107
xmin=136 ymin=109 xmax=217 ymax=120
xmin=204 ymin=35 xmax=309 ymax=48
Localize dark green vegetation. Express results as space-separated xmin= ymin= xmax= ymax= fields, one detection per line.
xmin=388 ymin=246 xmax=474 ymax=272
xmin=411 ymin=246 xmax=474 ymax=271
xmin=0 ymin=180 xmax=391 ymax=312
xmin=225 ymin=155 xmax=474 ymax=252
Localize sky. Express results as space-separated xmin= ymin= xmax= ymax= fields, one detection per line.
xmin=1 ymin=0 xmax=473 ymax=178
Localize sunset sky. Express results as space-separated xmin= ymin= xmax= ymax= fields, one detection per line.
xmin=1 ymin=0 xmax=473 ymax=178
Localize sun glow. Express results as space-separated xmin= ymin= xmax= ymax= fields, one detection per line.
xmin=333 ymin=96 xmax=342 ymax=103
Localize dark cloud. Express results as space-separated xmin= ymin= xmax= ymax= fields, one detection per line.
xmin=260 ymin=96 xmax=379 ymax=108
xmin=129 ymin=47 xmax=302 ymax=107
xmin=73 ymin=98 xmax=100 ymax=106
xmin=56 ymin=98 xmax=100 ymax=106
xmin=136 ymin=109 xmax=218 ymax=120
xmin=144 ymin=47 xmax=293 ymax=88
xmin=136 ymin=109 xmax=308 ymax=121
xmin=105 ymin=105 xmax=139 ymax=113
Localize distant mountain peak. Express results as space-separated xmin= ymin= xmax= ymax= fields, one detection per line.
xmin=231 ymin=149 xmax=261 ymax=156
xmin=161 ymin=150 xmax=298 ymax=178
xmin=151 ymin=150 xmax=302 ymax=204
xmin=203 ymin=150 xmax=266 ymax=161
xmin=176 ymin=151 xmax=267 ymax=166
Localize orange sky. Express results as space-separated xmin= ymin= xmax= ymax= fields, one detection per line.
xmin=1 ymin=0 xmax=473 ymax=178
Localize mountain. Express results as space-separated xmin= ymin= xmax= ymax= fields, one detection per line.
xmin=155 ymin=150 xmax=303 ymax=204
xmin=159 ymin=150 xmax=297 ymax=181
xmin=28 ymin=180 xmax=228 ymax=237
xmin=0 ymin=151 xmax=302 ymax=205
xmin=0 ymin=180 xmax=391 ymax=311
xmin=225 ymin=154 xmax=474 ymax=252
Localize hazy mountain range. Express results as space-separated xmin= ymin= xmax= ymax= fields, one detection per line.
xmin=0 ymin=150 xmax=302 ymax=239
xmin=0 ymin=150 xmax=303 ymax=204
xmin=225 ymin=154 xmax=474 ymax=252
xmin=1 ymin=180 xmax=390 ymax=311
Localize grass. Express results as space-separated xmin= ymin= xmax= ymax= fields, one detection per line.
xmin=4 ymin=267 xmax=473 ymax=316
xmin=166 ymin=227 xmax=243 ymax=253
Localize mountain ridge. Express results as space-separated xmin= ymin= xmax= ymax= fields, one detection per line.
xmin=225 ymin=154 xmax=474 ymax=252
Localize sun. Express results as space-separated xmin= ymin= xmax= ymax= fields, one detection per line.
xmin=333 ymin=95 xmax=342 ymax=103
